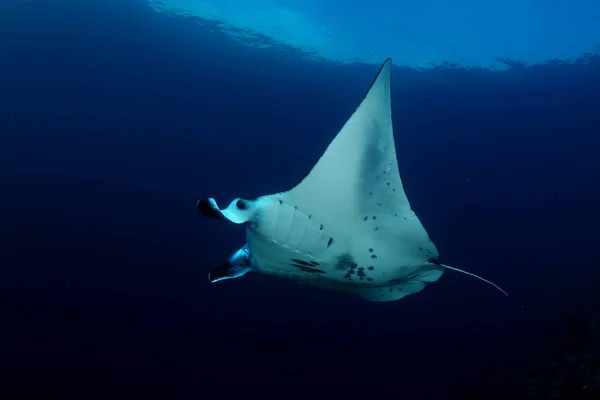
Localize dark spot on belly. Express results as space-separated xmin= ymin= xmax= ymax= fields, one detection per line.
xmin=290 ymin=259 xmax=314 ymax=267
xmin=370 ymin=254 xmax=378 ymax=259
xmin=368 ymin=248 xmax=373 ymax=252
xmin=327 ymin=237 xmax=334 ymax=248
xmin=356 ymin=268 xmax=366 ymax=279
xmin=278 ymin=200 xmax=283 ymax=205
xmin=291 ymin=264 xmax=326 ymax=274
xmin=335 ymin=253 xmax=357 ymax=271
xmin=319 ymin=224 xmax=324 ymax=231
xmin=363 ymin=216 xmax=368 ymax=221
xmin=367 ymin=277 xmax=373 ymax=281
xmin=372 ymin=216 xmax=377 ymax=220
xmin=367 ymin=266 xmax=374 ymax=271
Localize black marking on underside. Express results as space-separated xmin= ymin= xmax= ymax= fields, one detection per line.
xmin=277 ymin=59 xmax=392 ymax=194
xmin=290 ymin=258 xmax=314 ymax=267
xmin=291 ymin=264 xmax=326 ymax=274
xmin=327 ymin=237 xmax=334 ymax=248
xmin=335 ymin=253 xmax=358 ymax=271
xmin=370 ymin=254 xmax=378 ymax=259
xmin=356 ymin=267 xmax=366 ymax=280
xmin=367 ymin=266 xmax=374 ymax=270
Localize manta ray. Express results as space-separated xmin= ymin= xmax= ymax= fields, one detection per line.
xmin=197 ymin=58 xmax=507 ymax=302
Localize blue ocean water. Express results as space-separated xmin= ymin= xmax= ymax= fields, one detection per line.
xmin=1 ymin=0 xmax=599 ymax=397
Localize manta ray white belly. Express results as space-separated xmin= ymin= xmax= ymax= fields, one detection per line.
xmin=197 ymin=58 xmax=507 ymax=302
xmin=239 ymin=194 xmax=445 ymax=302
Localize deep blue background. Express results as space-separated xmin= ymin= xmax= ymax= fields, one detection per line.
xmin=1 ymin=0 xmax=599 ymax=396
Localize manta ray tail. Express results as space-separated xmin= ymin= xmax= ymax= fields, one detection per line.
xmin=441 ymin=264 xmax=508 ymax=296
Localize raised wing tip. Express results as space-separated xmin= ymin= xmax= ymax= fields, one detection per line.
xmin=381 ymin=58 xmax=393 ymax=73
xmin=356 ymin=57 xmax=393 ymax=104
xmin=374 ymin=58 xmax=393 ymax=84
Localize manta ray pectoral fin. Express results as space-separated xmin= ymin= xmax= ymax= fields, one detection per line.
xmin=208 ymin=245 xmax=253 ymax=283
xmin=441 ymin=264 xmax=508 ymax=296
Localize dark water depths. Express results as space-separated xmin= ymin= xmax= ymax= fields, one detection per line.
xmin=1 ymin=0 xmax=599 ymax=397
